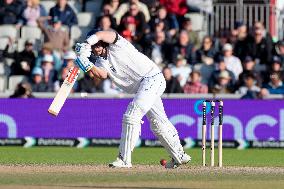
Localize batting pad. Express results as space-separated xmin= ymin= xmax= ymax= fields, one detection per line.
xmin=149 ymin=118 xmax=184 ymax=164
xmin=119 ymin=102 xmax=143 ymax=164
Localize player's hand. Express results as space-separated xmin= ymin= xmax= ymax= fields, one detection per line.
xmin=75 ymin=55 xmax=94 ymax=72
xmin=75 ymin=43 xmax=91 ymax=57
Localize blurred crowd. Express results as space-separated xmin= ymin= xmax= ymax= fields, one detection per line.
xmin=1 ymin=0 xmax=284 ymax=99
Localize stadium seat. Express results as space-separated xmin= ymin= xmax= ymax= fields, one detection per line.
xmin=85 ymin=0 xmax=103 ymax=17
xmin=4 ymin=58 xmax=14 ymax=67
xmin=186 ymin=13 xmax=204 ymax=31
xmin=0 ymin=76 xmax=7 ymax=92
xmin=0 ymin=25 xmax=18 ymax=39
xmin=70 ymin=25 xmax=81 ymax=41
xmin=0 ymin=37 xmax=9 ymax=50
xmin=71 ymin=26 xmax=91 ymax=42
xmin=77 ymin=12 xmax=94 ymax=27
xmin=41 ymin=0 xmax=55 ymax=12
xmin=17 ymin=38 xmax=42 ymax=52
xmin=68 ymin=0 xmax=82 ymax=13
xmin=0 ymin=62 xmax=10 ymax=76
xmin=8 ymin=75 xmax=28 ymax=91
xmin=0 ymin=63 xmax=5 ymax=75
xmin=21 ymin=26 xmax=42 ymax=40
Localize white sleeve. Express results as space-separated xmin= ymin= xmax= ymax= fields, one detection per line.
xmin=109 ymin=33 xmax=137 ymax=52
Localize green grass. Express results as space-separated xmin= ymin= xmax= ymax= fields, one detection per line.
xmin=0 ymin=147 xmax=284 ymax=166
xmin=0 ymin=147 xmax=284 ymax=188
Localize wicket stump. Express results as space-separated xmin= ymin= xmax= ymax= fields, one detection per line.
xmin=202 ymin=99 xmax=224 ymax=167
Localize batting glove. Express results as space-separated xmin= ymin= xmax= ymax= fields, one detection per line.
xmin=75 ymin=55 xmax=94 ymax=72
xmin=75 ymin=43 xmax=91 ymax=57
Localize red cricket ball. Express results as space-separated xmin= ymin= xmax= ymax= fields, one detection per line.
xmin=160 ymin=159 xmax=167 ymax=166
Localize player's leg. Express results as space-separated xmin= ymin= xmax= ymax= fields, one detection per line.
xmin=109 ymin=102 xmax=143 ymax=168
xmin=146 ymin=98 xmax=191 ymax=168
xmin=109 ymin=71 xmax=165 ymax=168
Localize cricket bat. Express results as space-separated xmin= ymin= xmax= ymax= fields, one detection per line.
xmin=48 ymin=66 xmax=80 ymax=116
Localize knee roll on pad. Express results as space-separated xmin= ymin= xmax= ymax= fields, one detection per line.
xmin=150 ymin=118 xmax=184 ymax=164
xmin=119 ymin=102 xmax=144 ymax=163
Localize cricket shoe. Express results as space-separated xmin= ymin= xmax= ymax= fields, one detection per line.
xmin=165 ymin=153 xmax=191 ymax=169
xmin=109 ymin=157 xmax=132 ymax=168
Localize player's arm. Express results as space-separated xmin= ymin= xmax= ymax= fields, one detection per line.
xmin=86 ymin=30 xmax=117 ymax=45
xmin=75 ymin=56 xmax=108 ymax=79
xmin=89 ymin=65 xmax=108 ymax=79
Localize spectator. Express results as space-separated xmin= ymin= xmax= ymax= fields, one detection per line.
xmin=120 ymin=17 xmax=143 ymax=51
xmin=196 ymin=36 xmax=216 ymax=65
xmin=151 ymin=19 xmax=167 ymax=34
xmin=261 ymin=56 xmax=284 ymax=85
xmin=163 ymin=67 xmax=183 ymax=93
xmin=21 ymin=0 xmax=47 ymax=27
xmin=97 ymin=15 xmax=115 ymax=30
xmin=208 ymin=56 xmax=235 ymax=91
xmin=228 ymin=26 xmax=238 ymax=45
xmin=142 ymin=0 xmax=159 ymax=17
xmin=3 ymin=39 xmax=36 ymax=76
xmin=144 ymin=30 xmax=171 ymax=66
xmin=159 ymin=0 xmax=188 ymax=23
xmin=210 ymin=70 xmax=233 ymax=94
xmin=10 ymin=81 xmax=33 ymax=98
xmin=30 ymin=67 xmax=52 ymax=92
xmin=76 ymin=75 xmax=103 ymax=93
xmin=236 ymin=72 xmax=260 ymax=99
xmin=238 ymin=56 xmax=261 ymax=88
xmin=104 ymin=0 xmax=120 ymax=15
xmin=223 ymin=43 xmax=243 ymax=79
xmin=119 ymin=2 xmax=147 ymax=42
xmin=49 ymin=0 xmax=78 ymax=28
xmin=214 ymin=29 xmax=231 ymax=54
xmin=274 ymin=40 xmax=284 ymax=66
xmin=62 ymin=50 xmax=76 ymax=69
xmin=183 ymin=70 xmax=208 ymax=94
xmin=233 ymin=21 xmax=254 ymax=62
xmin=148 ymin=5 xmax=178 ymax=37
xmin=40 ymin=54 xmax=58 ymax=91
xmin=182 ymin=16 xmax=200 ymax=48
xmin=37 ymin=16 xmax=70 ymax=52
xmin=35 ymin=43 xmax=62 ymax=71
xmin=262 ymin=71 xmax=284 ymax=94
xmin=96 ymin=4 xmax=117 ymax=29
xmin=114 ymin=0 xmax=150 ymax=24
xmin=252 ymin=21 xmax=273 ymax=67
xmin=171 ymin=30 xmax=196 ymax=64
xmin=170 ymin=55 xmax=192 ymax=87
xmin=0 ymin=0 xmax=24 ymax=25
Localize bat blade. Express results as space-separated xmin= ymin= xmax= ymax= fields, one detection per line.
xmin=48 ymin=67 xmax=80 ymax=116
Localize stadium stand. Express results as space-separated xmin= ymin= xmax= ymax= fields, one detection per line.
xmin=0 ymin=25 xmax=18 ymax=39
xmin=0 ymin=0 xmax=283 ymax=99
xmin=77 ymin=12 xmax=95 ymax=27
xmin=8 ymin=75 xmax=28 ymax=91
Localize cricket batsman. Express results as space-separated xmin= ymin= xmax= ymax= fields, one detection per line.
xmin=74 ymin=29 xmax=191 ymax=168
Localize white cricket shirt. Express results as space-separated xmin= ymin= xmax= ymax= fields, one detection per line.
xmin=95 ymin=34 xmax=159 ymax=93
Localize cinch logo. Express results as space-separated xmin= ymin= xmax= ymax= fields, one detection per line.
xmin=169 ymin=100 xmax=284 ymax=141
xmin=0 ymin=114 xmax=17 ymax=138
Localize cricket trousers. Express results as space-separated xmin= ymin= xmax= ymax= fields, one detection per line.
xmin=118 ymin=68 xmax=185 ymax=164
